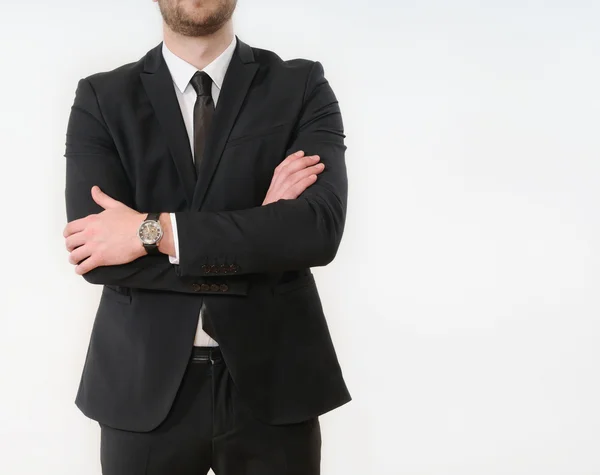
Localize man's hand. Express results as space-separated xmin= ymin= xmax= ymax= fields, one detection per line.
xmin=262 ymin=150 xmax=325 ymax=206
xmin=64 ymin=186 xmax=146 ymax=275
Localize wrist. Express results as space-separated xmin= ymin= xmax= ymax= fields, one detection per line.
xmin=134 ymin=213 xmax=147 ymax=258
xmin=157 ymin=213 xmax=175 ymax=256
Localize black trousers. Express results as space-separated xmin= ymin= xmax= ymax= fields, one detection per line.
xmin=99 ymin=347 xmax=321 ymax=475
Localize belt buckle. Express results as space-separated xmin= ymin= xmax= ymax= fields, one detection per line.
xmin=209 ymin=349 xmax=220 ymax=364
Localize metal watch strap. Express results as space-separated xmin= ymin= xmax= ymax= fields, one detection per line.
xmin=144 ymin=212 xmax=161 ymax=255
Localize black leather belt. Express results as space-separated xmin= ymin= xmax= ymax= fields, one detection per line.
xmin=191 ymin=346 xmax=222 ymax=364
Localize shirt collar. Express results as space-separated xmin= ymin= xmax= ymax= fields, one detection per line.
xmin=161 ymin=36 xmax=237 ymax=94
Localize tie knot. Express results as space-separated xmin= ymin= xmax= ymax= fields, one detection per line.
xmin=190 ymin=71 xmax=212 ymax=96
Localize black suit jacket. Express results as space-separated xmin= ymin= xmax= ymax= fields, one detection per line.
xmin=65 ymin=36 xmax=351 ymax=432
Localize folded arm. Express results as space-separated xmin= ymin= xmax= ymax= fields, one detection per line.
xmin=64 ymin=61 xmax=346 ymax=284
xmin=172 ymin=61 xmax=348 ymax=277
xmin=64 ymin=78 xmax=199 ymax=293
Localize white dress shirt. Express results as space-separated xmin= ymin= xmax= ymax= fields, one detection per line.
xmin=162 ymin=36 xmax=237 ymax=347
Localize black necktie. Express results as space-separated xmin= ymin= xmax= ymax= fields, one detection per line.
xmin=190 ymin=71 xmax=214 ymax=178
xmin=190 ymin=71 xmax=218 ymax=341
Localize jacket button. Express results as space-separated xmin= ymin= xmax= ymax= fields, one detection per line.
xmin=210 ymin=284 xmax=219 ymax=292
xmin=192 ymin=283 xmax=202 ymax=292
xmin=200 ymin=284 xmax=210 ymax=291
xmin=220 ymin=284 xmax=229 ymax=292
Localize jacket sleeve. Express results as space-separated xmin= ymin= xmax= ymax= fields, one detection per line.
xmin=64 ymin=78 xmax=199 ymax=293
xmin=173 ymin=61 xmax=348 ymax=277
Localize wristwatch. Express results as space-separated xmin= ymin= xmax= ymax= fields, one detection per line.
xmin=138 ymin=212 xmax=163 ymax=255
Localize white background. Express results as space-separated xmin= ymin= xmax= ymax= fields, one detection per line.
xmin=1 ymin=1 xmax=599 ymax=474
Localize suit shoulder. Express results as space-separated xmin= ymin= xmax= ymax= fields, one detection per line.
xmin=79 ymin=49 xmax=148 ymax=94
xmin=251 ymin=46 xmax=326 ymax=99
xmin=251 ymin=46 xmax=317 ymax=72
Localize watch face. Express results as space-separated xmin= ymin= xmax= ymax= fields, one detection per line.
xmin=138 ymin=220 xmax=163 ymax=245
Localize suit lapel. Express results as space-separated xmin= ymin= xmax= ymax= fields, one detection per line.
xmin=139 ymin=37 xmax=259 ymax=210
xmin=140 ymin=44 xmax=196 ymax=207
xmin=192 ymin=37 xmax=259 ymax=210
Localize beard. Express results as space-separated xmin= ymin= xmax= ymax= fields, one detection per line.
xmin=156 ymin=0 xmax=237 ymax=37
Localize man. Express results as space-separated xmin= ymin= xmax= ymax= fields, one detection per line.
xmin=63 ymin=0 xmax=350 ymax=473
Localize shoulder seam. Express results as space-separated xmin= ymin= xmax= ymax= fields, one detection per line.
xmin=81 ymin=77 xmax=113 ymax=140
xmin=302 ymin=60 xmax=319 ymax=105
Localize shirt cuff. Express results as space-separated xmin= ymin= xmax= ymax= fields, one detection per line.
xmin=168 ymin=212 xmax=180 ymax=264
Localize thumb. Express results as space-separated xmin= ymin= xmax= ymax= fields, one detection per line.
xmin=91 ymin=186 xmax=122 ymax=210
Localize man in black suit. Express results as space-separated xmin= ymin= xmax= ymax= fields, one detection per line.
xmin=63 ymin=0 xmax=350 ymax=473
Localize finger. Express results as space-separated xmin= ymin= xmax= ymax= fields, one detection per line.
xmin=278 ymin=155 xmax=320 ymax=181
xmin=75 ymin=255 xmax=102 ymax=275
xmin=91 ymin=185 xmax=123 ymax=210
xmin=69 ymin=244 xmax=93 ymax=265
xmin=274 ymin=150 xmax=307 ymax=173
xmin=270 ymin=160 xmax=323 ymax=199
xmin=282 ymin=174 xmax=319 ymax=199
xmin=279 ymin=150 xmax=305 ymax=167
xmin=273 ymin=155 xmax=320 ymax=189
xmin=63 ymin=217 xmax=90 ymax=238
xmin=65 ymin=232 xmax=87 ymax=252
xmin=288 ymin=162 xmax=325 ymax=184
xmin=286 ymin=154 xmax=320 ymax=172
xmin=280 ymin=163 xmax=323 ymax=196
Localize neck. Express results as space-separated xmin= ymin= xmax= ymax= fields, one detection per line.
xmin=162 ymin=20 xmax=234 ymax=70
